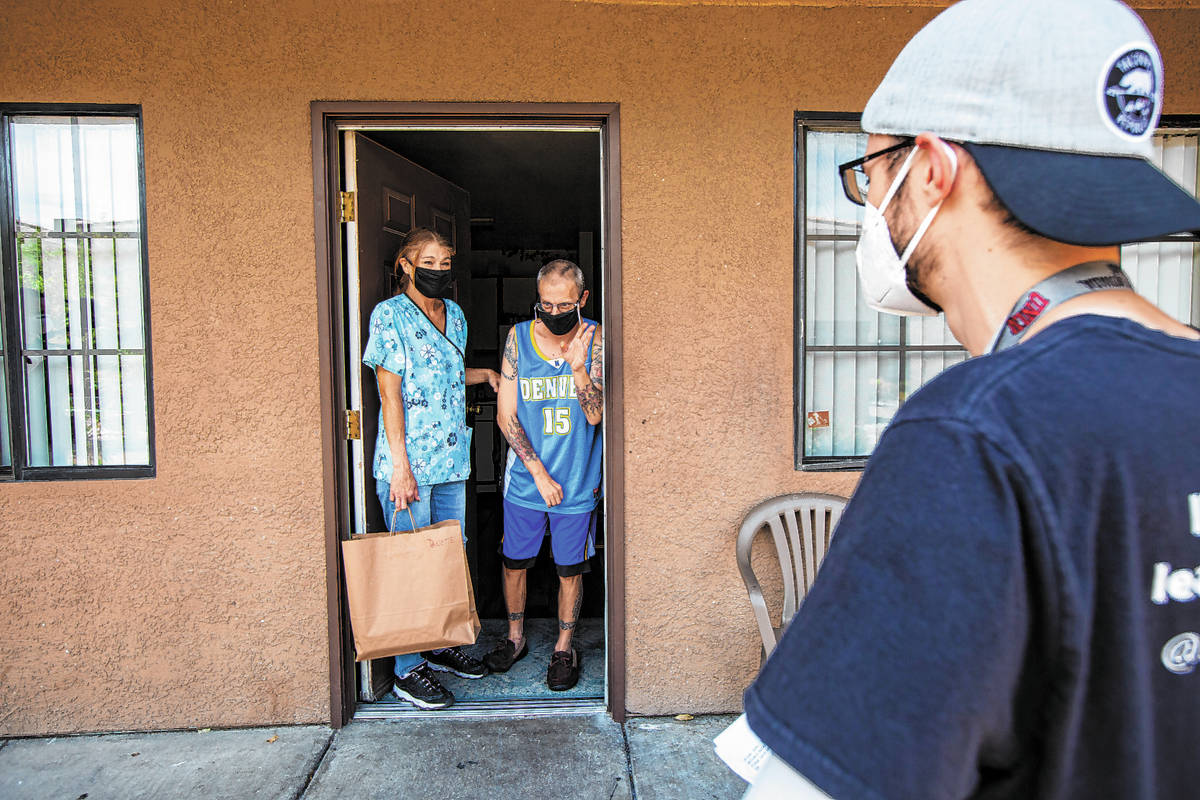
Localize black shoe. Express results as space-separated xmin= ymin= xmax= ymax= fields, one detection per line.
xmin=422 ymin=646 xmax=489 ymax=679
xmin=393 ymin=663 xmax=454 ymax=709
xmin=547 ymin=648 xmax=580 ymax=691
xmin=483 ymin=637 xmax=528 ymax=673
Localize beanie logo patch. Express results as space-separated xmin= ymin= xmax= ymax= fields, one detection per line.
xmin=1100 ymin=45 xmax=1159 ymax=139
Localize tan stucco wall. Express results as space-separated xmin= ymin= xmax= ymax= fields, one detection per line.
xmin=1 ymin=0 xmax=1197 ymax=734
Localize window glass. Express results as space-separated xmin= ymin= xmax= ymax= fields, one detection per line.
xmin=1120 ymin=132 xmax=1199 ymax=326
xmin=800 ymin=126 xmax=965 ymax=463
xmin=9 ymin=114 xmax=150 ymax=468
xmin=797 ymin=123 xmax=1199 ymax=468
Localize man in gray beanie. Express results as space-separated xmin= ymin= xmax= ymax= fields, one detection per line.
xmin=734 ymin=1 xmax=1200 ymax=798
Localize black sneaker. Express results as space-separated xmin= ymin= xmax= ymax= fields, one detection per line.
xmin=547 ymin=648 xmax=580 ymax=691
xmin=422 ymin=646 xmax=489 ymax=679
xmin=392 ymin=663 xmax=454 ymax=710
xmin=483 ymin=637 xmax=528 ymax=673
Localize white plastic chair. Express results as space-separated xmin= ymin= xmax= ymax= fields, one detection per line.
xmin=736 ymin=493 xmax=848 ymax=659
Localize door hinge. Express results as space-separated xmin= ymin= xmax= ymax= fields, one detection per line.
xmin=339 ymin=191 xmax=356 ymax=223
xmin=345 ymin=409 xmax=361 ymax=440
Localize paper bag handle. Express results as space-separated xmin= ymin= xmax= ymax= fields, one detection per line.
xmin=389 ymin=505 xmax=418 ymax=534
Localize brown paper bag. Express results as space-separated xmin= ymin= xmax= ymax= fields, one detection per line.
xmin=341 ymin=518 xmax=481 ymax=662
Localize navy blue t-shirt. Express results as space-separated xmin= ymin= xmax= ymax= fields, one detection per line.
xmin=745 ymin=315 xmax=1200 ymax=800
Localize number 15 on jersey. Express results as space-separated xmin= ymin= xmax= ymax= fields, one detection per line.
xmin=542 ymin=407 xmax=572 ymax=435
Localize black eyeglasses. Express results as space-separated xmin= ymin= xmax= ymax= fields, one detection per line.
xmin=837 ymin=139 xmax=915 ymax=206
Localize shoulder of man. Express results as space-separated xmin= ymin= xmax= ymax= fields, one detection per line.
xmin=587 ymin=322 xmax=603 ymax=353
xmin=890 ymin=332 xmax=1071 ymax=429
xmin=886 ymin=323 xmax=1125 ymax=470
xmin=902 ymin=317 xmax=1133 ymax=423
xmin=888 ymin=354 xmax=992 ymax=428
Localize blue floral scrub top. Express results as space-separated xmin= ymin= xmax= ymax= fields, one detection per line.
xmin=362 ymin=294 xmax=472 ymax=486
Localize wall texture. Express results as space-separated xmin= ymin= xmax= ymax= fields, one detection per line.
xmin=0 ymin=0 xmax=1197 ymax=733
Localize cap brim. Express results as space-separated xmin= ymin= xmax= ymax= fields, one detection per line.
xmin=962 ymin=143 xmax=1200 ymax=246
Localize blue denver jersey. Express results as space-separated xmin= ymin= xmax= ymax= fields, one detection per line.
xmin=503 ymin=319 xmax=602 ymax=514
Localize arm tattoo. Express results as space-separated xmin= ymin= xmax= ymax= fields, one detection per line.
xmin=500 ymin=328 xmax=543 ymax=466
xmin=504 ymin=416 xmax=543 ymax=467
xmin=575 ymin=334 xmax=603 ymax=419
xmin=575 ymin=380 xmax=603 ymax=420
xmin=501 ymin=328 xmax=518 ymax=381
xmin=589 ymin=336 xmax=604 ymax=390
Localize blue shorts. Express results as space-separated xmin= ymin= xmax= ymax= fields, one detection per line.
xmin=501 ymin=498 xmax=597 ymax=577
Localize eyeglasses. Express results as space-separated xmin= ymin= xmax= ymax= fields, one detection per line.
xmin=535 ymin=300 xmax=580 ymax=314
xmin=837 ymin=139 xmax=915 ymax=206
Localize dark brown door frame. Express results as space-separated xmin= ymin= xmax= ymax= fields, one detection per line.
xmin=310 ymin=102 xmax=625 ymax=727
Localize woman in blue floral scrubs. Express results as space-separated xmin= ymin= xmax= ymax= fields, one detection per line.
xmin=362 ymin=227 xmax=499 ymax=710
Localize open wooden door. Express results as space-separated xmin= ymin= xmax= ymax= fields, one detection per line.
xmin=341 ymin=131 xmax=471 ymax=701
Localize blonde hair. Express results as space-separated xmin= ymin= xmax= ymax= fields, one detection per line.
xmin=392 ymin=228 xmax=454 ymax=293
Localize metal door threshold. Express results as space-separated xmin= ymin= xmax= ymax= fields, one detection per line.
xmin=354 ymin=697 xmax=606 ymax=721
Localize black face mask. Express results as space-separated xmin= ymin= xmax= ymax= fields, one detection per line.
xmin=413 ymin=267 xmax=452 ymax=298
xmin=536 ymin=305 xmax=580 ymax=336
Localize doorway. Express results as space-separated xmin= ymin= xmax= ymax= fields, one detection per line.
xmin=312 ymin=104 xmax=625 ymax=725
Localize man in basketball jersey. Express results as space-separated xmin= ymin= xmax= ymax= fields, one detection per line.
xmin=486 ymin=259 xmax=603 ymax=692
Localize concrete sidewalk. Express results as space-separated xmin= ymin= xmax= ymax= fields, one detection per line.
xmin=0 ymin=714 xmax=746 ymax=800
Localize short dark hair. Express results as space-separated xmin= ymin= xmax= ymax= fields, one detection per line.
xmin=978 ymin=176 xmax=1040 ymax=240
xmin=886 ymin=137 xmax=916 ymax=167
xmin=888 ymin=138 xmax=1039 ymax=242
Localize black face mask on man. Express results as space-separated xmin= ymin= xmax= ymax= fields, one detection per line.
xmin=536 ymin=305 xmax=580 ymax=336
xmin=412 ymin=266 xmax=452 ymax=298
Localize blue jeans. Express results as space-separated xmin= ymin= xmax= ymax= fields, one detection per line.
xmin=376 ymin=478 xmax=467 ymax=679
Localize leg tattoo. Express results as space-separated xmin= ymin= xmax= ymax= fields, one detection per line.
xmin=503 ymin=566 xmax=527 ymax=644
xmin=558 ymin=587 xmax=584 ymax=631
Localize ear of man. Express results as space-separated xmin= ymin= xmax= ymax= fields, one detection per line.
xmin=910 ymin=135 xmax=1042 ymax=248
xmin=910 ymin=133 xmax=959 ymax=208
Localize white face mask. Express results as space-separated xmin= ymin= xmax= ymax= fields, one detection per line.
xmin=854 ymin=143 xmax=958 ymax=317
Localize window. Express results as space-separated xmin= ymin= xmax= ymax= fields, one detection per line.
xmin=1120 ymin=127 xmax=1199 ymax=327
xmin=795 ymin=115 xmax=967 ymax=469
xmin=794 ymin=115 xmax=1199 ymax=470
xmin=1 ymin=105 xmax=154 ymax=479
